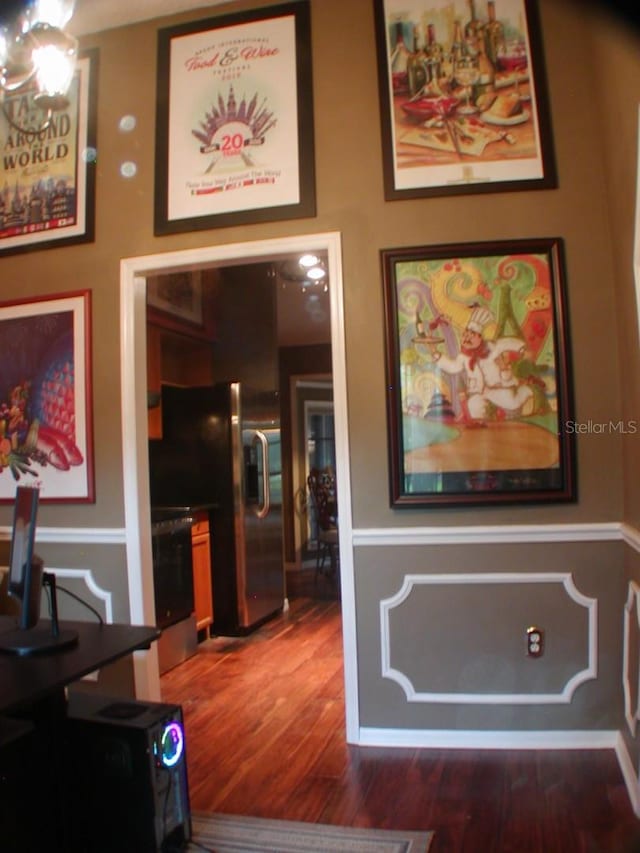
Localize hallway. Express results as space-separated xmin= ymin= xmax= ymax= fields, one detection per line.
xmin=160 ymin=597 xmax=640 ymax=852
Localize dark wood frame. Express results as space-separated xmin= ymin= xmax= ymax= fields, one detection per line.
xmin=154 ymin=2 xmax=316 ymax=235
xmin=373 ymin=0 xmax=556 ymax=200
xmin=0 ymin=290 xmax=94 ymax=503
xmin=382 ymin=238 xmax=575 ymax=507
xmin=0 ymin=48 xmax=98 ymax=256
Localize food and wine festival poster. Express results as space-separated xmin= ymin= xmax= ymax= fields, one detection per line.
xmin=160 ymin=6 xmax=312 ymax=231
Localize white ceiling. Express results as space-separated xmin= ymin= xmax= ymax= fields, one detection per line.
xmin=69 ymin=0 xmax=229 ymax=35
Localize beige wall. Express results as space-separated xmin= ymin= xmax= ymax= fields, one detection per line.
xmin=0 ymin=0 xmax=627 ymax=528
xmin=0 ymin=0 xmax=638 ymax=744
xmin=589 ymin=10 xmax=640 ymax=527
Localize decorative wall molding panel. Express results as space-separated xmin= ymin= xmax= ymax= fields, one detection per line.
xmin=623 ymin=581 xmax=640 ymax=736
xmin=49 ymin=566 xmax=114 ymax=623
xmin=380 ymin=573 xmax=597 ymax=704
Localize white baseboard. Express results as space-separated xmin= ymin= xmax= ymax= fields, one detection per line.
xmin=357 ymin=727 xmax=619 ymax=750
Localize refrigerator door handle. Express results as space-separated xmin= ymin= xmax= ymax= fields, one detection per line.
xmin=254 ymin=429 xmax=270 ymax=519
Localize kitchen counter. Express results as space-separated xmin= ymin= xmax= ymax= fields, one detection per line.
xmin=151 ymin=504 xmax=219 ymax=521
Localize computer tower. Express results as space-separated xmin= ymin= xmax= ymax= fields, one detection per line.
xmin=0 ymin=717 xmax=39 ymax=852
xmin=64 ymin=693 xmax=191 ymax=853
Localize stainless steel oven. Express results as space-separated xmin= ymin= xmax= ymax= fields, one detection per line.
xmin=151 ymin=511 xmax=196 ymax=673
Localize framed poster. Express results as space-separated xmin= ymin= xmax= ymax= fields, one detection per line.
xmin=0 ymin=49 xmax=98 ymax=255
xmin=382 ymin=238 xmax=575 ymax=507
xmin=373 ymin=0 xmax=556 ymax=199
xmin=147 ymin=271 xmax=203 ymax=326
xmin=0 ymin=291 xmax=94 ymax=503
xmin=154 ymin=1 xmax=316 ymax=235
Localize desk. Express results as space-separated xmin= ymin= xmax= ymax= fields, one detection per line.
xmin=0 ymin=619 xmax=160 ymax=853
xmin=0 ymin=617 xmax=160 ymax=716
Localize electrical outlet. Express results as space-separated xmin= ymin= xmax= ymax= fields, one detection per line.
xmin=526 ymin=626 xmax=544 ymax=657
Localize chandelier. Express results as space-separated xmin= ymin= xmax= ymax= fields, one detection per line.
xmin=0 ymin=0 xmax=78 ymax=133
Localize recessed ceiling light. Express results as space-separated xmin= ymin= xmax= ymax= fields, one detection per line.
xmin=299 ymin=253 xmax=320 ymax=268
xmin=307 ymin=266 xmax=326 ymax=281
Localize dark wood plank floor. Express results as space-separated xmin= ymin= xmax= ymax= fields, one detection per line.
xmin=161 ymin=584 xmax=640 ymax=852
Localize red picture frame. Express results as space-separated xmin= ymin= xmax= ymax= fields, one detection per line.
xmin=0 ymin=291 xmax=94 ymax=503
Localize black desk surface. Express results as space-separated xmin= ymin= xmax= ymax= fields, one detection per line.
xmin=0 ymin=618 xmax=160 ymax=716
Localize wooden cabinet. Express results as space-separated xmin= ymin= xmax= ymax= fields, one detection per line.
xmin=191 ymin=512 xmax=213 ymax=634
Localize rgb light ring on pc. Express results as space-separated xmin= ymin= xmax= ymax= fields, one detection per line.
xmin=160 ymin=721 xmax=184 ymax=768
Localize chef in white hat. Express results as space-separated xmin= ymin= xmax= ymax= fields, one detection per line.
xmin=429 ymin=305 xmax=534 ymax=422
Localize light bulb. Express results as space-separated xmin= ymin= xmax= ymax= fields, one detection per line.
xmin=31 ymin=27 xmax=77 ymax=107
xmin=299 ymin=253 xmax=320 ymax=268
xmin=307 ymin=266 xmax=326 ymax=281
xmin=32 ymin=0 xmax=75 ymax=29
xmin=0 ymin=29 xmax=8 ymax=67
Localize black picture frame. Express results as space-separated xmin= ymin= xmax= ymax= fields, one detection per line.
xmin=382 ymin=237 xmax=575 ymax=507
xmin=154 ymin=1 xmax=316 ymax=235
xmin=373 ymin=0 xmax=556 ymax=200
xmin=0 ymin=48 xmax=98 ymax=256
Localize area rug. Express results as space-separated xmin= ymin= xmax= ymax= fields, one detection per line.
xmin=188 ymin=812 xmax=434 ymax=852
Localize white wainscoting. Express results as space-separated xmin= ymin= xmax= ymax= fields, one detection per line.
xmin=355 ymin=519 xmax=640 ymax=817
xmin=3 ymin=518 xmax=640 ymax=814
xmin=380 ymin=572 xmax=597 ymax=704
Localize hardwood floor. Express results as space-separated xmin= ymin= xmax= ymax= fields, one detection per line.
xmin=160 ymin=590 xmax=640 ymax=852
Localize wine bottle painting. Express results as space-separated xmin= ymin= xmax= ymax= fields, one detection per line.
xmin=374 ymin=0 xmax=556 ymax=198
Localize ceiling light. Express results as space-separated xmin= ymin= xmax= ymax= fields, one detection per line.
xmin=299 ymin=253 xmax=320 ymax=269
xmin=0 ymin=0 xmax=77 ymax=132
xmin=307 ymin=266 xmax=326 ymax=281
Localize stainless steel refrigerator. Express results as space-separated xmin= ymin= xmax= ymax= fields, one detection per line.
xmin=150 ymin=381 xmax=285 ymax=635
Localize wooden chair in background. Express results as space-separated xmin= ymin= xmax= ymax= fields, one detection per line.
xmin=307 ymin=467 xmax=339 ymax=582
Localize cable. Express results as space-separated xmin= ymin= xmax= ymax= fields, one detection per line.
xmin=54 ymin=583 xmax=105 ymax=624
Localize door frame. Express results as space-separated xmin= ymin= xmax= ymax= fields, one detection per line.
xmin=303 ymin=396 xmax=335 ymax=546
xmin=290 ymin=377 xmax=333 ymax=564
xmin=119 ymin=232 xmax=359 ymax=740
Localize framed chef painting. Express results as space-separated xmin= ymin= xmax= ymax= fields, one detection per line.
xmin=373 ymin=0 xmax=556 ymax=199
xmin=154 ymin=1 xmax=316 ymax=234
xmin=382 ymin=238 xmax=575 ymax=507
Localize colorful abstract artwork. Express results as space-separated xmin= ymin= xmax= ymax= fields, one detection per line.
xmin=0 ymin=292 xmax=93 ymax=502
xmin=382 ymin=238 xmax=575 ymax=506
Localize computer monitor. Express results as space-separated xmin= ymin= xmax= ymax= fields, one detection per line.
xmin=0 ymin=486 xmax=78 ymax=656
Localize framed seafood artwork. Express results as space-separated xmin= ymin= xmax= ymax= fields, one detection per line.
xmin=154 ymin=1 xmax=316 ymax=235
xmin=0 ymin=291 xmax=94 ymax=503
xmin=373 ymin=0 xmax=556 ymax=199
xmin=381 ymin=238 xmax=575 ymax=507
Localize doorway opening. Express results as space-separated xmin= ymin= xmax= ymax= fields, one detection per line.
xmin=120 ymin=232 xmax=358 ymax=742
